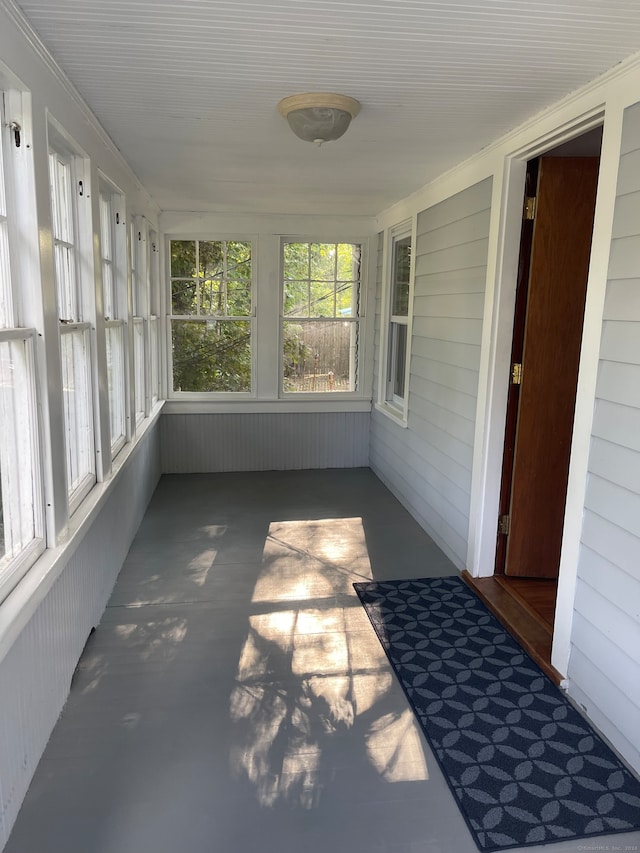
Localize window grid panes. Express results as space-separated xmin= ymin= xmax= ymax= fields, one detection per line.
xmin=149 ymin=316 xmax=159 ymax=407
xmin=60 ymin=325 xmax=95 ymax=511
xmin=105 ymin=321 xmax=126 ymax=454
xmin=133 ymin=317 xmax=145 ymax=421
xmin=0 ymin=113 xmax=13 ymax=329
xmin=49 ymin=140 xmax=96 ymax=506
xmin=148 ymin=231 xmax=160 ymax=406
xmin=282 ymin=242 xmax=361 ymax=394
xmin=0 ymin=333 xmax=44 ymax=601
xmin=49 ymin=151 xmax=79 ymax=322
xmin=386 ymin=231 xmax=412 ymax=407
xmin=170 ymin=239 xmax=253 ymax=393
xmin=0 ymin=92 xmax=45 ymax=603
xmin=99 ymin=187 xmax=128 ymax=454
xmin=99 ymin=191 xmax=115 ymax=320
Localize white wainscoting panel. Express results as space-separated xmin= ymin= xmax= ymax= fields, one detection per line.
xmin=160 ymin=412 xmax=370 ymax=472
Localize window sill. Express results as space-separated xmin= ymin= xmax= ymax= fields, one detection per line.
xmin=163 ymin=397 xmax=372 ymax=415
xmin=374 ymin=400 xmax=408 ymax=427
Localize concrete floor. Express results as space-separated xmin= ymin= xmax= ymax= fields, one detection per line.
xmin=5 ymin=470 xmax=640 ymax=853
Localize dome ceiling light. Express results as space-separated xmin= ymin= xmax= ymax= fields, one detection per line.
xmin=277 ymin=93 xmax=361 ymax=146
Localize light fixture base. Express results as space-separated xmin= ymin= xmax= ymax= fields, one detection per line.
xmin=278 ymin=93 xmax=361 ymax=144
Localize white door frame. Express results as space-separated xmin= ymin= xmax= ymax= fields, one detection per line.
xmin=465 ymin=105 xmax=623 ymax=678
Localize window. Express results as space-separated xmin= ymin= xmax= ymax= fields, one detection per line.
xmin=131 ymin=217 xmax=147 ymax=422
xmin=49 ymin=136 xmax=96 ymax=510
xmin=148 ymin=229 xmax=160 ymax=407
xmin=169 ymin=239 xmax=253 ymax=393
xmin=0 ymin=89 xmax=45 ymax=601
xmin=381 ymin=224 xmax=413 ymax=418
xmin=99 ymin=182 xmax=127 ymax=456
xmin=281 ymin=242 xmax=361 ymax=394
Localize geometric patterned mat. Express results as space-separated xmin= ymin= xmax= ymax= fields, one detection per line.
xmin=354 ymin=576 xmax=640 ymax=852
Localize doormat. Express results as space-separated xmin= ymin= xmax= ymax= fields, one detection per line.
xmin=353 ymin=575 xmax=640 ymax=852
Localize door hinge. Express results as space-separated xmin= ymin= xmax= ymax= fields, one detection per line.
xmin=498 ymin=514 xmax=511 ymax=535
xmin=511 ymin=362 xmax=522 ymax=385
xmin=524 ymin=196 xmax=536 ymax=220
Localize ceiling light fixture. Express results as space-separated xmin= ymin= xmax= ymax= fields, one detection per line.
xmin=278 ymin=93 xmax=361 ymax=146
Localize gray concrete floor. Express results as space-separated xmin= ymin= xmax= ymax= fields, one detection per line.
xmin=5 ymin=470 xmax=640 ymax=853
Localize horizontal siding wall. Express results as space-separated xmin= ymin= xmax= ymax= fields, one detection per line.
xmin=160 ymin=412 xmax=370 ymax=472
xmin=568 ymin=100 xmax=640 ymax=771
xmin=0 ymin=424 xmax=161 ymax=848
xmin=370 ymin=179 xmax=492 ymax=568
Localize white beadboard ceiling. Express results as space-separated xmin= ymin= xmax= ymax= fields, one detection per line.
xmin=11 ymin=0 xmax=640 ymax=216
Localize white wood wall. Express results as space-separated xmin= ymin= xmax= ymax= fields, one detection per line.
xmin=567 ymin=101 xmax=640 ymax=770
xmin=370 ymin=179 xmax=492 ymax=568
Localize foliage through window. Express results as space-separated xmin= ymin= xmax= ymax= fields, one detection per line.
xmin=282 ymin=242 xmax=361 ymax=393
xmin=170 ymin=239 xmax=252 ymax=393
xmin=385 ymin=229 xmax=412 ymax=411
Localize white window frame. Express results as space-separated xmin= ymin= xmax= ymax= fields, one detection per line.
xmin=132 ymin=315 xmax=145 ymax=421
xmin=48 ymin=127 xmax=97 ymax=511
xmin=131 ymin=216 xmax=163 ymax=420
xmin=99 ymin=178 xmax=128 ymax=457
xmin=279 ymin=239 xmax=364 ymax=398
xmin=0 ymin=87 xmax=45 ymax=602
xmin=148 ymin=228 xmax=160 ymax=408
xmin=131 ymin=217 xmax=148 ymax=423
xmin=377 ymin=219 xmax=415 ymax=425
xmin=168 ymin=237 xmax=255 ymax=398
xmin=59 ymin=323 xmax=95 ymax=512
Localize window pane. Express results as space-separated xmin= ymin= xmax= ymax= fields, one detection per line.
xmin=172 ymin=319 xmax=251 ymax=392
xmin=171 ymin=239 xmax=252 ymax=320
xmin=49 ymin=154 xmax=73 ymax=244
xmin=283 ymin=320 xmax=357 ymax=393
xmin=54 ymin=244 xmax=77 ymax=321
xmin=284 ymin=281 xmax=309 ymax=317
xmin=392 ymin=235 xmax=411 ymax=316
xmin=133 ymin=318 xmax=146 ymax=419
xmin=226 ymin=281 xmax=251 ymax=316
xmin=227 ymin=242 xmax=251 ymax=282
xmin=0 ymin=220 xmax=12 ymax=329
xmin=171 ymin=240 xmax=196 ymax=277
xmin=391 ymin=322 xmax=408 ymax=399
xmin=106 ymin=323 xmax=126 ymax=452
xmin=0 ymin=336 xmax=41 ymax=569
xmin=310 ymin=243 xmax=335 ymax=281
xmin=200 ymin=280 xmax=224 ymax=315
xmin=99 ymin=194 xmax=112 ymax=260
xmin=283 ymin=243 xmax=310 ymax=280
xmin=102 ymin=260 xmax=114 ymax=319
xmin=284 ymin=243 xmax=359 ymax=319
xmin=60 ymin=328 xmax=95 ymax=499
xmin=172 ymin=278 xmax=197 ymax=314
xmin=149 ymin=316 xmax=159 ymax=406
xmin=0 ymin=119 xmax=13 ymax=329
xmin=199 ymin=241 xmax=223 ymax=278
xmin=336 ymin=243 xmax=360 ymax=281
xmin=310 ymin=281 xmax=335 ymax=318
xmin=99 ymin=192 xmax=117 ymax=320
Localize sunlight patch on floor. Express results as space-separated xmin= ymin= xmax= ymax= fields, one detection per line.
xmin=230 ymin=517 xmax=429 ymax=808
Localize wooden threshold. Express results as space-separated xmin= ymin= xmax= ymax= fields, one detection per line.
xmin=461 ymin=570 xmax=563 ymax=685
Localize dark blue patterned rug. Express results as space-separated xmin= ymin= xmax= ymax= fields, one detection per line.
xmin=354 ymin=575 xmax=640 ymax=852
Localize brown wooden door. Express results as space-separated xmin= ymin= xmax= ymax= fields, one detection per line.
xmin=500 ymin=156 xmax=599 ymax=578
